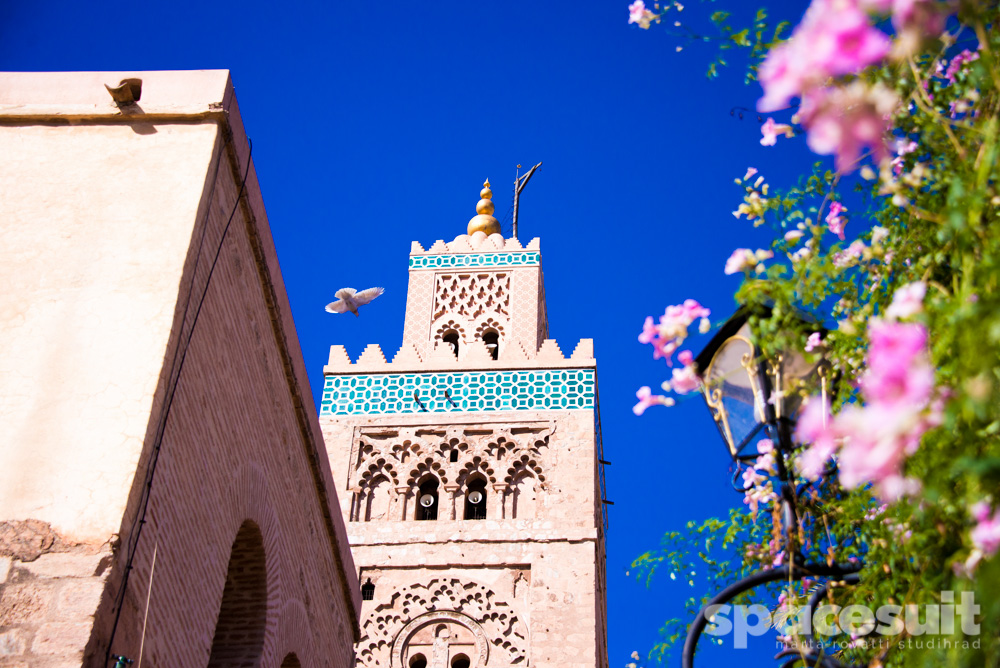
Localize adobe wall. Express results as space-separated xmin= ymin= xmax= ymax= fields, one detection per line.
xmin=0 ymin=71 xmax=360 ymax=667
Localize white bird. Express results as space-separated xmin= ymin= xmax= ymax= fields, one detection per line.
xmin=325 ymin=287 xmax=385 ymax=317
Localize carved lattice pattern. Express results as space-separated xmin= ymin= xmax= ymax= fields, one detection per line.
xmin=433 ymin=273 xmax=510 ymax=322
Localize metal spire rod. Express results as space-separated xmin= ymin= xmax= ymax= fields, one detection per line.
xmin=512 ymin=161 xmax=542 ymax=239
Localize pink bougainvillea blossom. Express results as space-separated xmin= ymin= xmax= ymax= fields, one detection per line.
xmin=798 ymin=81 xmax=899 ymax=173
xmin=668 ymin=362 xmax=701 ymax=394
xmin=638 ymin=300 xmax=711 ymax=367
xmin=971 ymin=502 xmax=1000 ymax=556
xmin=805 ymin=332 xmax=823 ymax=353
xmin=761 ymin=118 xmax=795 ymax=146
xmin=725 ymin=248 xmax=773 ymax=275
xmin=627 ymin=0 xmax=657 ymax=28
xmin=885 ymin=281 xmax=926 ymax=320
xmin=633 ymin=386 xmax=674 ymax=415
xmin=833 ymin=239 xmax=867 ymax=267
xmin=826 ymin=201 xmax=848 ymax=239
xmin=795 ymin=320 xmax=939 ymax=500
xmin=944 ymin=48 xmax=980 ymax=84
xmin=758 ymin=0 xmax=891 ymax=113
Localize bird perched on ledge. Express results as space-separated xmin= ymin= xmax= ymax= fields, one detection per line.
xmin=325 ymin=287 xmax=385 ymax=317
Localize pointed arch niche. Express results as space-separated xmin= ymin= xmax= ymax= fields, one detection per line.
xmin=208 ymin=520 xmax=267 ymax=667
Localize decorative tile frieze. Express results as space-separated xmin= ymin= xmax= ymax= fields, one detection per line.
xmin=320 ymin=368 xmax=595 ymax=416
xmin=408 ymin=251 xmax=540 ymax=270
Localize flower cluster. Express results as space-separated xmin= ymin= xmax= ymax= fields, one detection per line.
xmin=638 ymin=299 xmax=711 ymax=365
xmin=724 ymin=248 xmax=773 ymax=275
xmin=732 ymin=168 xmax=771 ymax=223
xmin=635 ymin=301 xmax=711 ymax=414
xmin=628 ymin=0 xmax=657 ymax=29
xmin=756 ymin=0 xmax=943 ymax=172
xmin=742 ymin=439 xmax=778 ymax=514
xmin=796 ymin=283 xmax=941 ymax=500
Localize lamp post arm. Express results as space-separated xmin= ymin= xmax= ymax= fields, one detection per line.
xmin=681 ymin=562 xmax=862 ymax=668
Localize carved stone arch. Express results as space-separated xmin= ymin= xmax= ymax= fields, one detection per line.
xmin=431 ymin=316 xmax=470 ymax=346
xmin=473 ymin=314 xmax=506 ymax=342
xmin=503 ymin=455 xmax=545 ymax=486
xmin=455 ymin=456 xmax=497 ymax=486
xmin=391 ymin=611 xmax=489 ymax=668
xmin=405 ymin=457 xmax=449 ymax=487
xmin=485 ymin=434 xmax=515 ymax=460
xmin=355 ymin=457 xmax=401 ymax=488
xmin=359 ymin=578 xmax=528 ymax=668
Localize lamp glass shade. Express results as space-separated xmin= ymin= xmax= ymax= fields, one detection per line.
xmin=696 ymin=310 xmax=831 ymax=459
xmin=700 ymin=323 xmax=767 ymax=459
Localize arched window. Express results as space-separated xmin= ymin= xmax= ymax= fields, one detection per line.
xmin=208 ymin=520 xmax=267 ymax=667
xmin=361 ymin=578 xmax=375 ymax=601
xmin=450 ymin=449 xmax=459 ymax=463
xmin=416 ymin=477 xmax=439 ymax=521
xmin=482 ymin=329 xmax=499 ymax=360
xmin=410 ymin=654 xmax=428 ymax=668
xmin=280 ymin=654 xmax=302 ymax=668
xmin=463 ymin=478 xmax=487 ymax=520
xmin=451 ymin=654 xmax=471 ymax=668
xmin=511 ymin=474 xmax=537 ymax=520
xmin=364 ymin=475 xmax=391 ymax=522
xmin=442 ymin=330 xmax=460 ymax=357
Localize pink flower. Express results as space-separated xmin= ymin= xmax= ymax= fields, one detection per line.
xmin=758 ymin=41 xmax=811 ymax=112
xmin=810 ymin=4 xmax=891 ymax=76
xmin=677 ymin=350 xmax=694 ymax=366
xmin=725 ymin=249 xmax=754 ymax=275
xmin=633 ymin=386 xmax=673 ymax=415
xmin=805 ymin=332 xmax=823 ymax=352
xmin=833 ymin=239 xmax=867 ymax=267
xmin=628 ymin=0 xmax=656 ymax=28
xmin=757 ymin=0 xmax=891 ymax=113
xmin=945 ymin=49 xmax=980 ymax=84
xmin=826 ymin=201 xmax=847 ymax=239
xmin=863 ymin=320 xmax=934 ymax=407
xmin=971 ymin=505 xmax=1000 ymax=556
xmin=669 ymin=363 xmax=701 ymax=394
xmin=761 ymin=118 xmax=794 ymax=146
xmin=638 ymin=300 xmax=711 ymax=366
xmin=885 ymin=281 xmax=926 ymax=320
xmin=799 ymin=82 xmax=898 ymax=173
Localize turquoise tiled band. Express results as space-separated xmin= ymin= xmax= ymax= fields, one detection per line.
xmin=408 ymin=251 xmax=540 ymax=270
xmin=320 ymin=369 xmax=595 ymax=416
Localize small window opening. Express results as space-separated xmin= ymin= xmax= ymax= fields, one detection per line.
xmin=464 ymin=478 xmax=487 ymax=520
xmin=483 ymin=330 xmax=499 ymax=360
xmin=361 ymin=578 xmax=375 ymax=601
xmin=450 ymin=450 xmax=459 ymax=463
xmin=451 ymin=654 xmax=471 ymax=668
xmin=416 ymin=478 xmax=439 ymax=521
xmin=410 ymin=655 xmax=428 ymax=668
xmin=442 ymin=330 xmax=460 ymax=357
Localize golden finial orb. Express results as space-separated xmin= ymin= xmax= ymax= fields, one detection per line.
xmin=468 ymin=178 xmax=500 ymax=236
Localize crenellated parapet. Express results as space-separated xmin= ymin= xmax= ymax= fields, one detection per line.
xmin=409 ymin=231 xmax=540 ymax=258
xmin=324 ymin=338 xmax=595 ymax=374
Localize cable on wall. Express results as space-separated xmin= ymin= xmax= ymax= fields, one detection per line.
xmin=104 ymin=136 xmax=253 ymax=665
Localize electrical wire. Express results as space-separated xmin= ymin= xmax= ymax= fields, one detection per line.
xmin=104 ymin=136 xmax=253 ymax=665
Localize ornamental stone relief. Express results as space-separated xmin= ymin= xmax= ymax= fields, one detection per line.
xmin=358 ymin=578 xmax=528 ymax=668
xmin=349 ymin=426 xmax=550 ymax=522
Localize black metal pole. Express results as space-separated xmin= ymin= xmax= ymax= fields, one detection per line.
xmin=681 ymin=562 xmax=861 ymax=668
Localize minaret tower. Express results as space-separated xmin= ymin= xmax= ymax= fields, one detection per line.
xmin=320 ymin=181 xmax=609 ymax=668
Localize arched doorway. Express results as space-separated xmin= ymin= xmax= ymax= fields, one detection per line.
xmin=208 ymin=520 xmax=267 ymax=667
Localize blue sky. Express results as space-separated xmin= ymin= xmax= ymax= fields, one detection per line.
xmin=3 ymin=1 xmax=826 ymax=665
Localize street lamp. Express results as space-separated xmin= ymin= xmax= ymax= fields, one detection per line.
xmin=694 ymin=308 xmax=831 ymax=462
xmin=682 ymin=308 xmax=860 ymax=668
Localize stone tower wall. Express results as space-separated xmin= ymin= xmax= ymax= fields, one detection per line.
xmin=322 ymin=230 xmax=608 ymax=668
xmin=0 ymin=71 xmax=360 ymax=667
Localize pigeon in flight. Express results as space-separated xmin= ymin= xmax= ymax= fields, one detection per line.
xmin=325 ymin=287 xmax=385 ymax=317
